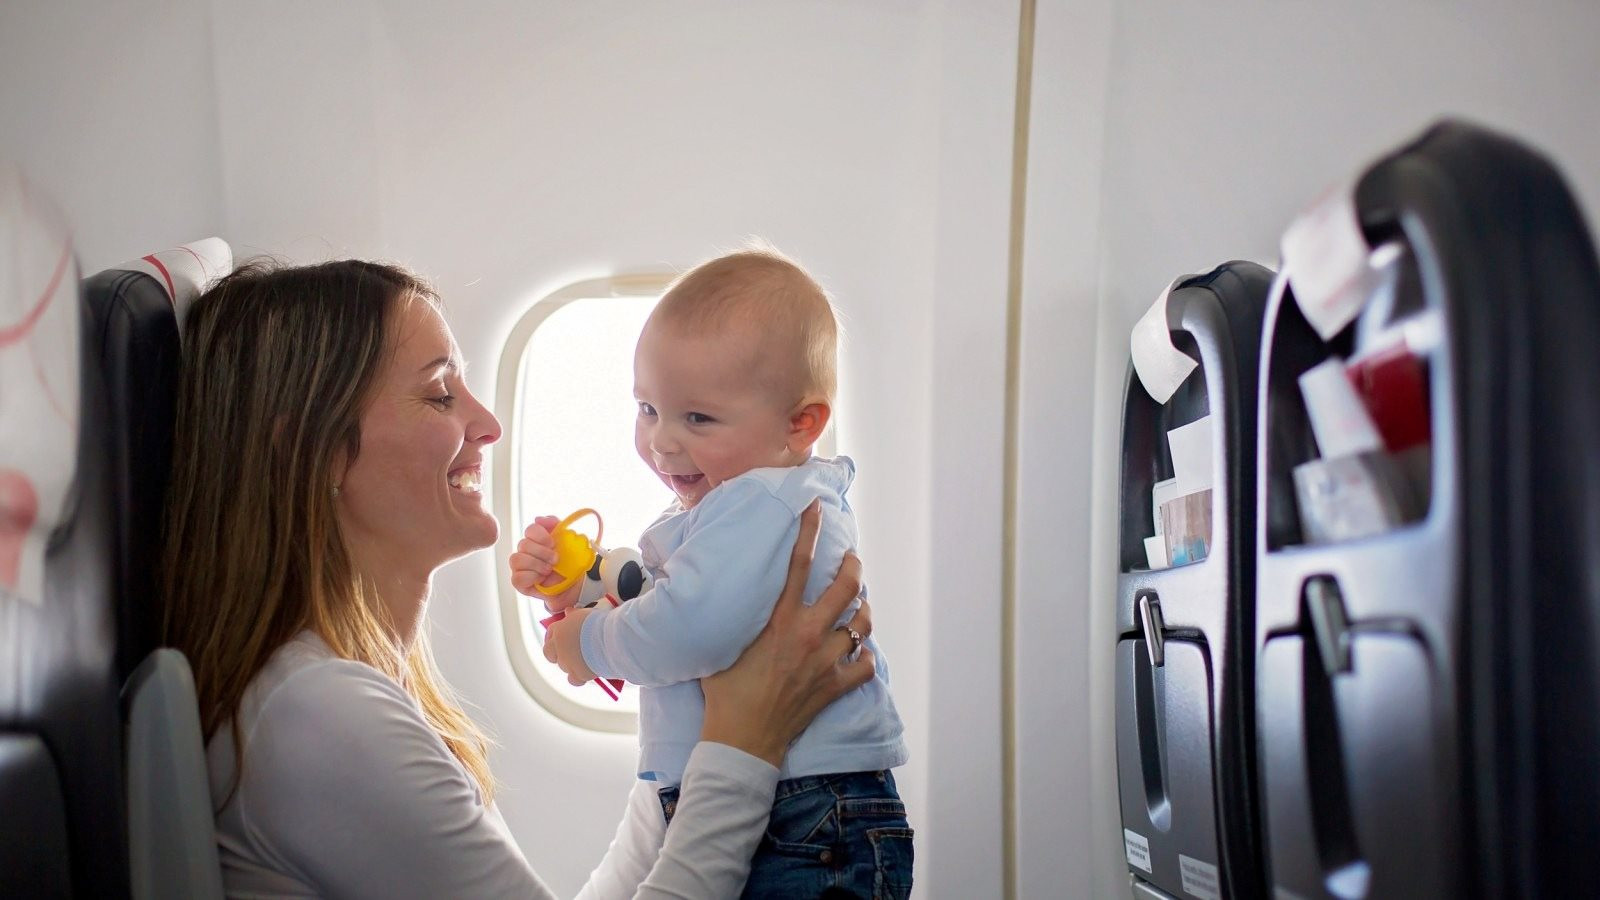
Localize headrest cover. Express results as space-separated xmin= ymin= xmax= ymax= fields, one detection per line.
xmin=0 ymin=164 xmax=80 ymax=607
xmin=115 ymin=237 xmax=232 ymax=329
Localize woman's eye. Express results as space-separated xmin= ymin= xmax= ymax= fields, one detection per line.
xmin=637 ymin=402 xmax=657 ymax=417
xmin=686 ymin=412 xmax=715 ymax=425
xmin=430 ymin=395 xmax=456 ymax=408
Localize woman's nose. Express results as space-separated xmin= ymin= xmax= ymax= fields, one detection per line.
xmin=465 ymin=391 xmax=501 ymax=445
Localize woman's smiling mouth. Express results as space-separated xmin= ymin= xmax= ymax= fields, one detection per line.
xmin=447 ymin=466 xmax=482 ymax=493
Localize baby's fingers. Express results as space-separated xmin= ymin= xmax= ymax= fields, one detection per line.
xmin=525 ymin=516 xmax=560 ymax=540
xmin=510 ymin=565 xmax=545 ymax=595
xmin=516 ymin=538 xmax=558 ymax=565
xmin=509 ymin=549 xmax=550 ymax=574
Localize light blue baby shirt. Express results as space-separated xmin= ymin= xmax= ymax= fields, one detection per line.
xmin=579 ymin=455 xmax=908 ymax=786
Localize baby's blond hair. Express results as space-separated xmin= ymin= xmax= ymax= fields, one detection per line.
xmin=652 ymin=243 xmax=838 ymax=405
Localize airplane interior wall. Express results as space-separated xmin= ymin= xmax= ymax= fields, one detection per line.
xmin=5 ymin=1 xmax=1600 ymax=898
xmin=0 ymin=0 xmax=225 ymax=272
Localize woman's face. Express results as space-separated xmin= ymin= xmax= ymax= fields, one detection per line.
xmin=336 ymin=298 xmax=501 ymax=583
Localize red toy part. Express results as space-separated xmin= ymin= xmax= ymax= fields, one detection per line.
xmin=539 ymin=596 xmax=626 ymax=701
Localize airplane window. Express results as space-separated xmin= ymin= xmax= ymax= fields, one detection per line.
xmin=495 ymin=276 xmax=673 ymax=733
xmin=493 ymin=273 xmax=840 ymax=733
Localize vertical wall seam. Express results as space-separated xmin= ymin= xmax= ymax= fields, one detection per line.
xmin=1002 ymin=1 xmax=1037 ymax=898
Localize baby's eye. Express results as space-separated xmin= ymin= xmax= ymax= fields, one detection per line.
xmin=637 ymin=401 xmax=657 ymax=417
xmin=686 ymin=412 xmax=716 ymax=425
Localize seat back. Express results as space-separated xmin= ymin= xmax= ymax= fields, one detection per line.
xmin=0 ymin=168 xmax=128 ymax=896
xmin=83 ymin=240 xmax=231 ymax=899
xmin=1114 ymin=261 xmax=1274 ymax=899
xmin=123 ymin=649 xmax=224 ymax=899
xmin=1254 ymin=119 xmax=1600 ymax=897
xmin=82 ymin=239 xmax=230 ymax=679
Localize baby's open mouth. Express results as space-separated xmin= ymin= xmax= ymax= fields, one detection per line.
xmin=665 ymin=472 xmax=704 ymax=492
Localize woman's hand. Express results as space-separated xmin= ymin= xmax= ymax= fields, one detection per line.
xmin=699 ymin=499 xmax=875 ymax=767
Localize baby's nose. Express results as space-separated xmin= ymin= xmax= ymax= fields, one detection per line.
xmin=649 ymin=431 xmax=680 ymax=455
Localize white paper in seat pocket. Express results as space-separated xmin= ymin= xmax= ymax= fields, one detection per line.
xmin=1130 ymin=278 xmax=1197 ymax=404
xmin=1281 ymin=180 xmax=1369 ymax=340
xmin=1166 ymin=415 xmax=1214 ymax=496
xmin=1298 ymin=358 xmax=1382 ymax=459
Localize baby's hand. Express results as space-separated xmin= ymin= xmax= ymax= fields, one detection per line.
xmin=544 ymin=608 xmax=598 ymax=685
xmin=509 ymin=516 xmax=584 ymax=611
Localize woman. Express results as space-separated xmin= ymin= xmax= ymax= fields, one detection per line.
xmin=160 ymin=260 xmax=873 ymax=898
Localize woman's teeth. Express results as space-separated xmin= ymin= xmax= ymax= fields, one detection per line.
xmin=448 ymin=470 xmax=482 ymax=493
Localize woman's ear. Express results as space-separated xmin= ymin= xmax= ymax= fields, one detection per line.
xmin=329 ymin=442 xmax=350 ymax=496
xmin=787 ymin=401 xmax=832 ymax=454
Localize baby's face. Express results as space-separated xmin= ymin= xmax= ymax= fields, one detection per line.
xmin=633 ymin=320 xmax=799 ymax=508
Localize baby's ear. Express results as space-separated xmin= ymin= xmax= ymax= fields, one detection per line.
xmin=787 ymin=400 xmax=831 ymax=453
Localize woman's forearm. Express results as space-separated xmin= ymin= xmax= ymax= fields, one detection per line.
xmin=634 ymin=743 xmax=778 ymax=899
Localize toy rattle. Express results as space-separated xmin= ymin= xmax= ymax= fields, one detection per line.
xmin=536 ymin=509 xmax=655 ymax=701
xmin=537 ymin=508 xmax=604 ymax=596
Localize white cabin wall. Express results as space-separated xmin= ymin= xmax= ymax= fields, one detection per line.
xmin=921 ymin=2 xmax=1019 ymax=898
xmin=203 ymin=1 xmax=1028 ymax=895
xmin=1013 ymin=1 xmax=1115 ymax=898
xmin=1082 ymin=3 xmax=1600 ymax=896
xmin=0 ymin=0 xmax=225 ymax=272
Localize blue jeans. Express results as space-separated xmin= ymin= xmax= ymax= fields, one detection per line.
xmin=660 ymin=769 xmax=913 ymax=900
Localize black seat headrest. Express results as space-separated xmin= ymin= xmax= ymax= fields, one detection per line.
xmin=82 ymin=239 xmax=230 ymax=677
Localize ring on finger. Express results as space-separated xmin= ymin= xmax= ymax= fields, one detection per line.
xmin=839 ymin=625 xmax=863 ymax=656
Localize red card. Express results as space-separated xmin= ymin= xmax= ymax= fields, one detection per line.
xmin=1345 ymin=343 xmax=1430 ymax=452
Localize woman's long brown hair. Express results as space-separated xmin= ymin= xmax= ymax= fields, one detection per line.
xmin=161 ymin=259 xmax=494 ymax=802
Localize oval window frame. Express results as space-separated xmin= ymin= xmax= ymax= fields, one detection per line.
xmin=494 ymin=274 xmax=674 ymax=733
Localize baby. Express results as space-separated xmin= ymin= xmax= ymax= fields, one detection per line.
xmin=510 ymin=246 xmax=911 ymax=899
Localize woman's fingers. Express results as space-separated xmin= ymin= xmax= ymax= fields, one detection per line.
xmin=696 ymin=497 xmax=875 ymax=768
xmin=827 ymin=598 xmax=870 ymax=661
xmin=779 ymin=499 xmax=823 ymax=612
xmin=837 ymin=646 xmax=877 ymax=693
xmin=811 ymin=551 xmax=863 ymax=627
xmin=844 ymin=595 xmax=872 ymax=642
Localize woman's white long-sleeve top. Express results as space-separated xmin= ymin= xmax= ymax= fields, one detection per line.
xmin=207 ymin=631 xmax=777 ymax=899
